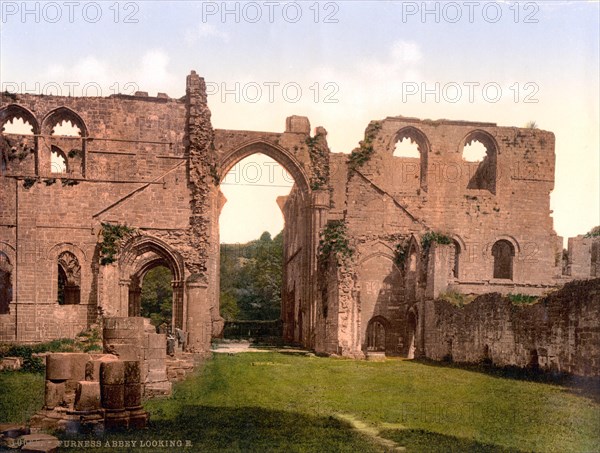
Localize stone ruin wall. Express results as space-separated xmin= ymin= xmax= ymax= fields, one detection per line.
xmin=1 ymin=72 xmax=598 ymax=376
xmin=423 ymin=278 xmax=600 ymax=377
xmin=0 ymin=91 xmax=191 ymax=344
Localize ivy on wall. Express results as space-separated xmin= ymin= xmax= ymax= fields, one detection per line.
xmin=318 ymin=220 xmax=354 ymax=264
xmin=99 ymin=223 xmax=137 ymax=265
xmin=421 ymin=231 xmax=452 ymax=252
xmin=305 ymin=129 xmax=330 ymax=190
xmin=347 ymin=121 xmax=382 ymax=171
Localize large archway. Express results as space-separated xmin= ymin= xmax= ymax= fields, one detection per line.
xmin=216 ymin=140 xmax=313 ymax=346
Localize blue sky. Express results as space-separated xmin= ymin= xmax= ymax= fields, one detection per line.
xmin=1 ymin=1 xmax=598 ymax=243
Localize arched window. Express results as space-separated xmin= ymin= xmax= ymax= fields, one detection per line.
xmin=0 ymin=105 xmax=38 ymax=135
xmin=50 ymin=146 xmax=68 ymax=174
xmin=492 ymin=240 xmax=515 ymax=279
xmin=0 ymin=252 xmax=13 ymax=314
xmin=57 ymin=251 xmax=81 ymax=305
xmin=461 ymin=130 xmax=498 ymax=193
xmin=42 ymin=107 xmax=87 ymax=137
xmin=392 ymin=127 xmax=429 ymax=191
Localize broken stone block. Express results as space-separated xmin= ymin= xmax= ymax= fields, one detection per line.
xmin=0 ymin=423 xmax=29 ymax=438
xmin=285 ymin=115 xmax=310 ymax=134
xmin=85 ymin=355 xmax=118 ymax=381
xmin=146 ymin=333 xmax=166 ymax=350
xmin=69 ymin=353 xmax=91 ymax=381
xmin=124 ymin=384 xmax=143 ymax=408
xmin=124 ymin=361 xmax=141 ymax=384
xmin=144 ymin=381 xmax=172 ymax=397
xmin=100 ymin=361 xmax=125 ymax=385
xmin=46 ymin=354 xmax=71 ymax=381
xmin=19 ymin=433 xmax=61 ymax=453
xmin=74 ymin=381 xmax=101 ymax=411
xmin=44 ymin=381 xmax=65 ymax=410
xmin=0 ymin=356 xmax=22 ymax=371
xmin=101 ymin=384 xmax=125 ymax=410
xmin=107 ymin=344 xmax=143 ymax=361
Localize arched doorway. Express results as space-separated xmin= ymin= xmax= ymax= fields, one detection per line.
xmin=119 ymin=236 xmax=185 ymax=330
xmin=366 ymin=317 xmax=388 ymax=352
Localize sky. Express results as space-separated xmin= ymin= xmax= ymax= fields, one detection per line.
xmin=1 ymin=1 xmax=598 ymax=243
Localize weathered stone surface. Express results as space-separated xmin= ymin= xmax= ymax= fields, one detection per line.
xmin=69 ymin=353 xmax=91 ymax=382
xmin=123 ymin=361 xmax=141 ymax=384
xmin=0 ymin=73 xmax=597 ymax=377
xmin=46 ymin=354 xmax=72 ymax=381
xmin=44 ymin=381 xmax=65 ymax=409
xmin=104 ymin=409 xmax=129 ymax=430
xmin=85 ymin=355 xmax=118 ymax=381
xmin=100 ymin=361 xmax=125 ymax=385
xmin=0 ymin=423 xmax=29 ymax=438
xmin=19 ymin=433 xmax=60 ymax=453
xmin=0 ymin=356 xmax=22 ymax=371
xmin=74 ymin=381 xmax=101 ymax=411
xmin=124 ymin=384 xmax=143 ymax=408
xmin=147 ymin=333 xmax=166 ymax=350
xmin=101 ymin=384 xmax=125 ymax=410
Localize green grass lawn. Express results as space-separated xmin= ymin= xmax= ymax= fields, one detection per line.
xmin=3 ymin=353 xmax=599 ymax=452
xmin=0 ymin=370 xmax=45 ymax=423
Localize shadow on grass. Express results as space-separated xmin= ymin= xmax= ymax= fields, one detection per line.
xmin=57 ymin=406 xmax=382 ymax=453
xmin=414 ymin=358 xmax=600 ymax=403
xmin=380 ymin=428 xmax=531 ymax=453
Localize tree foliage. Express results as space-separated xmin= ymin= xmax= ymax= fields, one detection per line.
xmin=141 ymin=266 xmax=173 ymax=327
xmin=220 ymin=231 xmax=283 ymax=321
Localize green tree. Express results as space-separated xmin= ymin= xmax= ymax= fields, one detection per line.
xmin=141 ymin=266 xmax=173 ymax=327
xmin=219 ymin=231 xmax=283 ymax=321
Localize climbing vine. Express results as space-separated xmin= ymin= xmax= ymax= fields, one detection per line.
xmin=347 ymin=121 xmax=382 ymax=171
xmin=22 ymin=177 xmax=37 ymax=189
xmin=318 ymin=220 xmax=354 ymax=264
xmin=306 ymin=128 xmax=330 ymax=190
xmin=421 ymin=231 xmax=452 ymax=252
xmin=67 ymin=149 xmax=82 ymax=159
xmin=584 ymin=226 xmax=600 ymax=238
xmin=2 ymin=136 xmax=35 ymax=162
xmin=394 ymin=241 xmax=409 ymax=267
xmin=99 ymin=223 xmax=137 ymax=265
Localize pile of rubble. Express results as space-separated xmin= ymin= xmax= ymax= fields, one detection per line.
xmin=29 ymin=352 xmax=148 ymax=433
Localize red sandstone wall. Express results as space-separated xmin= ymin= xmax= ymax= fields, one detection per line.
xmin=1 ymin=93 xmax=190 ymax=342
xmin=423 ymin=279 xmax=600 ymax=376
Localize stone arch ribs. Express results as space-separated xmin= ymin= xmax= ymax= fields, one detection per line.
xmin=119 ymin=235 xmax=185 ymax=283
xmin=218 ymin=140 xmax=312 ymax=196
xmin=118 ymin=235 xmax=185 ymax=328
